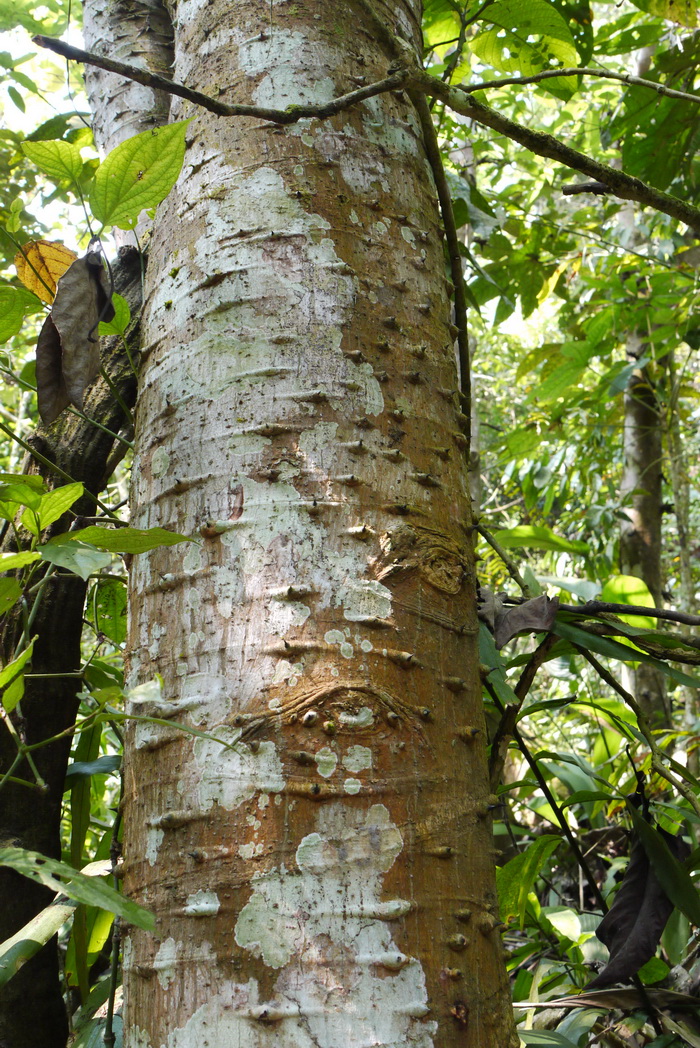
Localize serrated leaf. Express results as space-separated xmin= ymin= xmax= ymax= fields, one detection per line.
xmin=0 ymin=285 xmax=42 ymax=342
xmin=0 ymin=638 xmax=35 ymax=713
xmin=90 ymin=120 xmax=191 ymax=230
xmin=60 ymin=525 xmax=192 ymax=553
xmin=21 ymin=139 xmax=83 ymax=184
xmin=0 ymin=847 xmax=154 ymax=930
xmin=493 ymin=525 xmax=589 ymax=556
xmin=14 ymin=240 xmax=77 ymax=304
xmin=38 ymin=541 xmax=112 ymax=581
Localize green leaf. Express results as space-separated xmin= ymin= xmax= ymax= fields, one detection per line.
xmin=498 ymin=835 xmax=561 ymax=927
xmin=91 ymin=576 xmax=127 ymax=644
xmin=89 ymin=119 xmax=192 ymax=230
xmin=35 ymin=482 xmax=84 ymax=531
xmin=59 ymin=525 xmax=193 ymax=554
xmin=0 ymin=551 xmax=40 ymax=572
xmin=38 ymin=542 xmax=112 ymax=581
xmin=98 ymin=292 xmax=131 ymax=336
xmin=0 ymin=578 xmax=21 ymax=616
xmin=519 ymin=1030 xmax=580 ymax=1047
xmin=65 ymin=755 xmax=121 ymax=785
xmin=628 ymin=809 xmax=700 ymax=927
xmin=554 ymin=620 xmax=700 ymax=689
xmin=471 ymin=0 xmax=579 ymax=78
xmin=0 ymin=286 xmax=42 ymax=342
xmin=7 ymin=85 xmax=25 ymax=112
xmin=0 ymin=638 xmax=35 ymax=713
xmin=0 ymin=847 xmax=154 ymax=930
xmin=601 ymin=575 xmax=655 ymax=628
xmin=0 ymin=896 xmax=76 ymax=989
xmin=493 ymin=526 xmax=589 ymax=556
xmin=21 ymin=139 xmax=83 ymax=185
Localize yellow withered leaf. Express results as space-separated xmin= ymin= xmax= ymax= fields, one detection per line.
xmin=14 ymin=240 xmax=77 ymax=304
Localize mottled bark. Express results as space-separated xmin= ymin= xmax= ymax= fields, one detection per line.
xmin=121 ymin=2 xmax=516 ymax=1046
xmin=619 ymin=336 xmax=669 ymax=726
xmin=0 ymin=248 xmax=141 ymax=1048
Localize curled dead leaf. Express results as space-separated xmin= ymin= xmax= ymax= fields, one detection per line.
xmin=35 ymin=251 xmax=115 ymax=425
xmin=14 ymin=240 xmax=77 ymax=304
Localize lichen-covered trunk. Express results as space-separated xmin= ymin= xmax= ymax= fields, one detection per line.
xmin=122 ymin=2 xmax=516 ymax=1046
xmin=620 ymin=337 xmax=668 ymax=726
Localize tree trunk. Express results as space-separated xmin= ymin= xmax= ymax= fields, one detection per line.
xmin=619 ymin=334 xmax=669 ymax=727
xmin=119 ymin=1 xmax=517 ymax=1046
xmin=0 ymin=249 xmax=141 ymax=1048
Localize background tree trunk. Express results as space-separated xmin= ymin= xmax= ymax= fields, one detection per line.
xmin=121 ymin=1 xmax=517 ymax=1045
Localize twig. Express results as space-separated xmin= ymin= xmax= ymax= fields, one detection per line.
xmin=412 ymin=92 xmax=471 ymax=440
xmin=33 ymin=35 xmax=409 ymax=122
xmin=414 ymin=70 xmax=700 ymax=233
xmin=573 ymin=645 xmax=700 ymax=821
xmin=476 ymin=523 xmax=530 ymax=596
xmin=462 ymin=66 xmax=700 ymax=106
xmin=557 ymin=600 xmax=700 ymax=628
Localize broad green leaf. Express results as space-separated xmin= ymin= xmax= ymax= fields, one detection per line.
xmin=601 ymin=575 xmax=655 ymax=629
xmin=0 ymin=550 xmax=40 ymax=571
xmin=98 ymin=292 xmax=131 ymax=336
xmin=0 ymin=578 xmax=21 ymax=616
xmin=38 ymin=541 xmax=112 ymax=581
xmin=471 ymin=0 xmax=579 ymax=79
xmin=538 ymin=576 xmax=601 ymax=601
xmin=0 ymin=847 xmax=154 ymax=930
xmin=89 ymin=119 xmax=192 ymax=230
xmin=0 ymin=896 xmax=76 ymax=989
xmin=628 ymin=810 xmax=700 ymax=927
xmin=60 ymin=525 xmax=192 ymax=553
xmin=479 ymin=624 xmax=519 ymax=705
xmin=35 ymin=482 xmax=83 ymax=531
xmin=630 ymin=0 xmax=697 ymax=26
xmin=90 ymin=576 xmax=127 ymax=644
xmin=65 ymin=755 xmax=121 ymax=786
xmin=0 ymin=285 xmax=42 ymax=342
xmin=493 ymin=525 xmax=589 ymax=556
xmin=0 ymin=474 xmax=44 ymax=512
xmin=498 ymin=835 xmax=561 ymax=927
xmin=21 ymin=139 xmax=83 ymax=185
xmin=0 ymin=638 xmax=35 ymax=713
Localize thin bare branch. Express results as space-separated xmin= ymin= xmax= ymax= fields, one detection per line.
xmin=33 ymin=35 xmax=409 ymax=122
xmin=463 ymin=66 xmax=700 ymax=106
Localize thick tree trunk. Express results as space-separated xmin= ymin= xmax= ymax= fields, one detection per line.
xmin=0 ymin=249 xmax=141 ymax=1048
xmin=121 ymin=1 xmax=516 ymax=1046
xmin=619 ymin=336 xmax=669 ymax=726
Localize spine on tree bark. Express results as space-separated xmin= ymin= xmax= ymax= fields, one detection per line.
xmin=122 ymin=2 xmax=516 ymax=1045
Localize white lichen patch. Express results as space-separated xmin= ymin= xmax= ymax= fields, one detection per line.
xmin=344 ymin=777 xmax=362 ymax=794
xmin=324 ymin=629 xmax=345 ymax=645
xmin=184 ymin=890 xmax=220 ymax=916
xmin=186 ymin=727 xmax=285 ymax=811
xmin=340 ymin=578 xmax=392 ymax=622
xmin=146 ymin=826 xmax=164 ymax=867
xmin=169 ymin=806 xmax=436 ymax=1047
xmin=154 ymin=938 xmax=179 ymax=990
xmin=338 ymin=706 xmax=374 ymax=728
xmin=314 ymin=746 xmax=338 ymax=778
xmin=151 ymin=446 xmax=170 ymax=477
xmin=342 ymin=745 xmax=372 ymax=773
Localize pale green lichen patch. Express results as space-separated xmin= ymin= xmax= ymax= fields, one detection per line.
xmin=151 ymin=446 xmax=170 ymax=477
xmin=344 ymin=777 xmax=362 ymax=794
xmin=184 ymin=890 xmax=220 ymax=916
xmin=338 ymin=706 xmax=374 ymax=728
xmin=188 ymin=728 xmax=285 ymax=811
xmin=314 ymin=746 xmax=338 ymax=778
xmin=198 ymin=805 xmax=436 ymax=1047
xmin=342 ymin=745 xmax=372 ymax=773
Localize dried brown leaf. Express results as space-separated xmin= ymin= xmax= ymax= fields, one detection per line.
xmin=35 ymin=314 xmax=69 ymax=426
xmin=51 ymin=252 xmax=113 ymax=410
xmin=493 ymin=595 xmax=559 ymax=648
xmin=588 ymin=829 xmax=690 ymax=989
xmin=14 ymin=240 xmax=77 ymax=304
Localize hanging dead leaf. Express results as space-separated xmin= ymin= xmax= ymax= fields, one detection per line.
xmin=587 ymin=828 xmax=690 ymax=989
xmin=14 ymin=240 xmax=77 ymax=304
xmin=36 ymin=315 xmax=70 ymax=425
xmin=35 ymin=251 xmax=115 ymax=425
xmin=493 ymin=595 xmax=559 ymax=649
